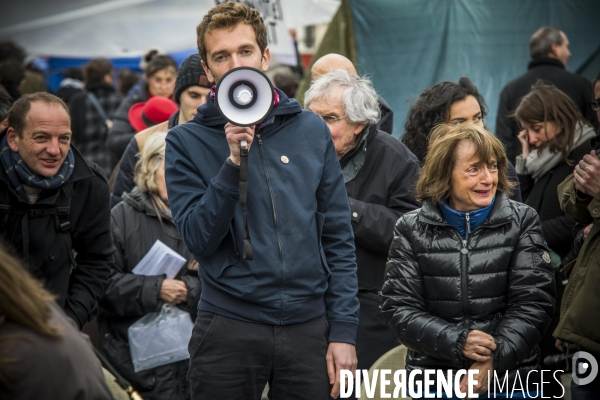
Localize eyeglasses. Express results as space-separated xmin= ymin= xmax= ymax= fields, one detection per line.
xmin=321 ymin=115 xmax=347 ymax=123
xmin=590 ymin=99 xmax=600 ymax=111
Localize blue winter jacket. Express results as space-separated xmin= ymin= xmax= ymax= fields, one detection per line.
xmin=165 ymin=89 xmax=359 ymax=344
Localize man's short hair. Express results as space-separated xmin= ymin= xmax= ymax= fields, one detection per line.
xmin=83 ymin=58 xmax=113 ymax=85
xmin=530 ymin=26 xmax=564 ymax=60
xmin=8 ymin=93 xmax=69 ymax=137
xmin=196 ymin=3 xmax=267 ymax=67
xmin=304 ymin=69 xmax=380 ymax=126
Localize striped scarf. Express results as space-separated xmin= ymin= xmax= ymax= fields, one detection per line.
xmin=0 ymin=134 xmax=75 ymax=203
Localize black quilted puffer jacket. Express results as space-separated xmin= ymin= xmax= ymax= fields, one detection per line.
xmin=382 ymin=193 xmax=555 ymax=374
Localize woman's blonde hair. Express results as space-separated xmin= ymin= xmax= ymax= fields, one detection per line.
xmin=134 ymin=132 xmax=167 ymax=194
xmin=416 ymin=123 xmax=515 ymax=204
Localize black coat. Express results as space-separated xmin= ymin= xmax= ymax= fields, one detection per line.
xmin=519 ymin=140 xmax=593 ymax=258
xmin=107 ymin=86 xmax=149 ymax=168
xmin=0 ymin=138 xmax=114 ymax=329
xmin=340 ymin=125 xmax=421 ymax=290
xmin=496 ymin=58 xmax=597 ymax=164
xmin=98 ymin=187 xmax=201 ymax=399
xmin=377 ymin=95 xmax=394 ymax=134
xmin=382 ymin=193 xmax=555 ymax=375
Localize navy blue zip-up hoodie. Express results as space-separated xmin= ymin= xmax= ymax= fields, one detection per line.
xmin=165 ymin=89 xmax=359 ymax=344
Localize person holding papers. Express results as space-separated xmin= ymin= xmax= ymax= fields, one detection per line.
xmin=97 ymin=132 xmax=200 ymax=400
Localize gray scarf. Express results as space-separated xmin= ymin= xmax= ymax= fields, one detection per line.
xmin=515 ymin=123 xmax=596 ymax=180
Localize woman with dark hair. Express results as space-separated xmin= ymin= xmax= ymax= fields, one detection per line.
xmin=0 ymin=243 xmax=112 ymax=399
xmin=515 ymin=83 xmax=595 ymax=261
xmin=402 ymin=76 xmax=522 ymax=201
xmin=383 ymin=123 xmax=555 ymax=397
xmin=107 ymin=55 xmax=178 ymax=169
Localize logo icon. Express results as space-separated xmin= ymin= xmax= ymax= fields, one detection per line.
xmin=572 ymin=351 xmax=598 ymax=385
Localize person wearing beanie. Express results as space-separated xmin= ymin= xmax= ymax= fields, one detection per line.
xmin=110 ymin=54 xmax=211 ymax=207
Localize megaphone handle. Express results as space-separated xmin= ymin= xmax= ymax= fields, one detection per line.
xmin=239 ymin=140 xmax=253 ymax=260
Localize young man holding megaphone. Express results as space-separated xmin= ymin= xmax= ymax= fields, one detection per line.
xmin=164 ymin=3 xmax=360 ymax=399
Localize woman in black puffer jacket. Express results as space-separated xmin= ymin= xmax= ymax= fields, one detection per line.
xmin=382 ymin=123 xmax=555 ymax=396
xmin=98 ymin=132 xmax=201 ymax=400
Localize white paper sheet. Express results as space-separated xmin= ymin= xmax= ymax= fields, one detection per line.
xmin=132 ymin=240 xmax=187 ymax=279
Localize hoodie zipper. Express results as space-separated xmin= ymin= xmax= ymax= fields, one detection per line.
xmin=256 ymin=133 xmax=286 ymax=321
xmin=461 ymin=213 xmax=470 ymax=329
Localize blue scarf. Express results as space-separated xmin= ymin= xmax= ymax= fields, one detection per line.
xmin=0 ymin=134 xmax=75 ymax=203
xmin=439 ymin=196 xmax=496 ymax=239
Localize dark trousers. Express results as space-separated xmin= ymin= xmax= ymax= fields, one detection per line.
xmin=356 ymin=291 xmax=399 ymax=371
xmin=187 ymin=311 xmax=331 ymax=400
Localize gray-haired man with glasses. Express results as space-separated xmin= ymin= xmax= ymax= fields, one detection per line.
xmin=306 ymin=69 xmax=421 ymax=372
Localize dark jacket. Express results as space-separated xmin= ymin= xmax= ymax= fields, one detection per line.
xmin=554 ymin=167 xmax=600 ymax=353
xmin=107 ymin=85 xmax=149 ymax=168
xmin=0 ymin=303 xmax=113 ymax=400
xmin=110 ymin=112 xmax=178 ymax=208
xmin=69 ymin=82 xmax=123 ymax=175
xmin=496 ymin=58 xmax=597 ymax=164
xmin=0 ymin=135 xmax=114 ymax=328
xmin=55 ymin=81 xmax=84 ymax=106
xmin=98 ymin=187 xmax=201 ymax=399
xmin=165 ymin=89 xmax=359 ymax=344
xmin=377 ymin=95 xmax=394 ymax=134
xmin=382 ymin=193 xmax=555 ymax=375
xmin=340 ymin=124 xmax=420 ymax=290
xmin=518 ymin=140 xmax=593 ymax=259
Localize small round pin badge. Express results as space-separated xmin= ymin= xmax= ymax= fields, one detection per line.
xmin=281 ymin=156 xmax=289 ymax=164
xmin=542 ymin=251 xmax=551 ymax=263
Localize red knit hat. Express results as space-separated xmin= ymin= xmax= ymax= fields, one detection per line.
xmin=128 ymin=96 xmax=179 ymax=132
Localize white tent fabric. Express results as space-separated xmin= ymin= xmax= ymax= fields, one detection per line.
xmin=1 ymin=0 xmax=340 ymax=58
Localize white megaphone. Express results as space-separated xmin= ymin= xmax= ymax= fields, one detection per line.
xmin=215 ymin=67 xmax=274 ymax=127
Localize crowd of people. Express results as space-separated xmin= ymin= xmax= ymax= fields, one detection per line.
xmin=0 ymin=2 xmax=599 ymax=400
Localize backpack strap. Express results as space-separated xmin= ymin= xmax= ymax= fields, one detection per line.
xmin=0 ymin=184 xmax=76 ymax=269
xmin=57 ymin=184 xmax=77 ymax=270
xmin=87 ymin=92 xmax=113 ymax=129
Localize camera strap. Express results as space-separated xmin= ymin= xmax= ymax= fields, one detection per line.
xmin=239 ymin=141 xmax=253 ymax=260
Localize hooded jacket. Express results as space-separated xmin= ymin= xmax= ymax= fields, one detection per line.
xmin=165 ymin=89 xmax=359 ymax=344
xmin=377 ymin=95 xmax=394 ymax=134
xmin=382 ymin=193 xmax=555 ymax=375
xmin=98 ymin=187 xmax=200 ymax=398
